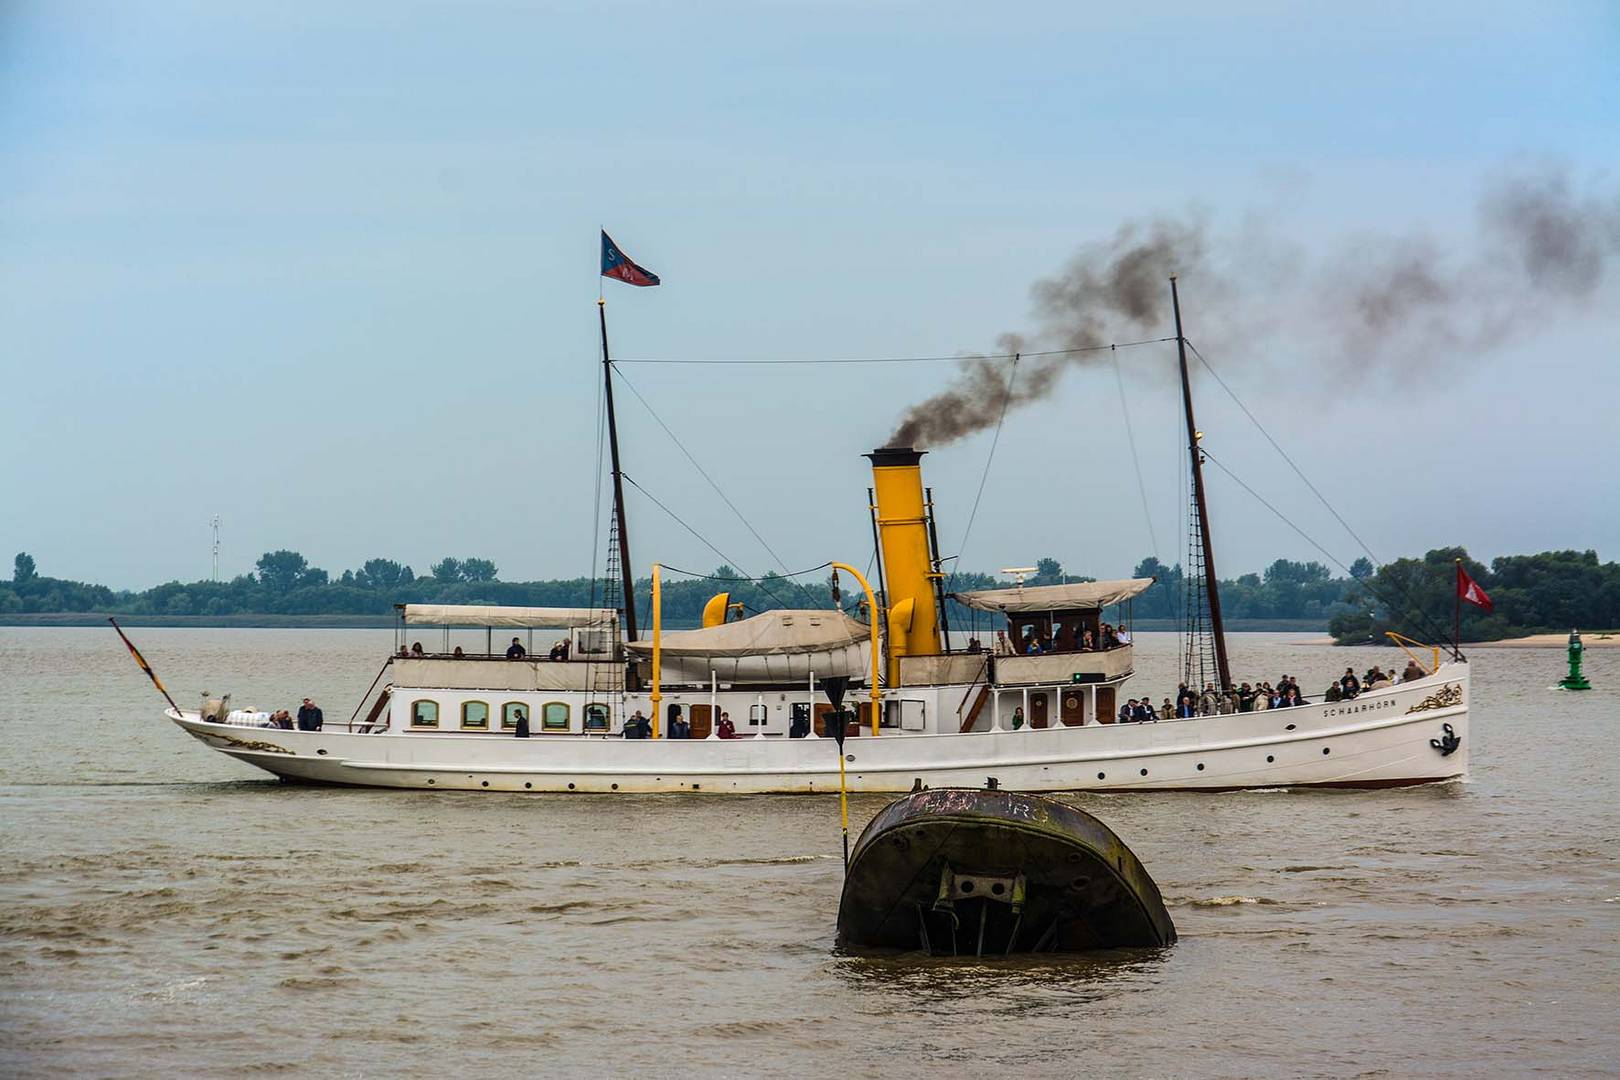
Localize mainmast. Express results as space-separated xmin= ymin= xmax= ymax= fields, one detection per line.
xmin=1170 ymin=276 xmax=1231 ymax=690
xmin=599 ymin=298 xmax=639 ymax=642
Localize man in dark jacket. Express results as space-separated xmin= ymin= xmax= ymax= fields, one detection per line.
xmin=296 ymin=698 xmax=323 ymax=731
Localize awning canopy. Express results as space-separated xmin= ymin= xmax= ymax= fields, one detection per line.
xmin=402 ymin=604 xmax=617 ymax=629
xmin=627 ymin=609 xmax=870 ymax=657
xmin=952 ymin=578 xmax=1154 ymax=615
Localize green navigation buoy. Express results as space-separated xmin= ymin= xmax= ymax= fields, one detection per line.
xmin=1559 ymin=629 xmax=1591 ymax=690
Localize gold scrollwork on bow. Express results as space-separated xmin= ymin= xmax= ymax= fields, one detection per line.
xmin=1405 ymin=683 xmax=1463 ymax=714
xmin=204 ymin=732 xmax=295 ymax=755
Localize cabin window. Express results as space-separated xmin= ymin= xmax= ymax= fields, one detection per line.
xmin=410 ymin=700 xmax=439 ymax=728
xmin=574 ymin=628 xmax=613 ymax=656
xmin=748 ymin=703 xmax=768 ymax=727
xmin=501 ymin=702 xmax=528 ymax=730
xmin=541 ymin=702 xmax=570 ymax=732
xmin=583 ymin=703 xmax=609 ymax=732
xmin=461 ymin=701 xmax=490 ymax=730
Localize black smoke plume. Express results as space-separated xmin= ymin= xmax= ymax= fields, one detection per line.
xmin=888 ymin=165 xmax=1620 ymax=448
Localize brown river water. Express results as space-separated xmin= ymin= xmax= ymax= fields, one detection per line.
xmin=2 ymin=628 xmax=1616 ymax=1078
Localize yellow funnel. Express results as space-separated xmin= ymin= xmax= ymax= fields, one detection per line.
xmin=866 ymin=446 xmax=943 ymax=681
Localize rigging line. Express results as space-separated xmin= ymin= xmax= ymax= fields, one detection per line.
xmin=588 ymin=358 xmax=608 ymax=612
xmin=1200 ymin=451 xmax=1454 ymax=646
xmin=658 ymin=561 xmax=834 ymax=583
xmin=946 ymin=353 xmax=1019 ymax=595
xmin=614 ymin=337 xmax=1177 ymax=366
xmin=619 ymin=473 xmax=796 ymax=611
xmin=1184 ymin=338 xmax=1381 ymax=566
xmin=1110 ymin=344 xmax=1160 ymax=564
xmin=612 ymin=365 xmax=821 ymax=609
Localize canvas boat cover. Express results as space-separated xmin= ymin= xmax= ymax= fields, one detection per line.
xmin=626 ymin=608 xmax=873 ymax=683
xmin=627 ymin=609 xmax=870 ymax=657
xmin=953 ymin=578 xmax=1154 ymax=614
xmin=402 ymin=604 xmax=617 ymax=628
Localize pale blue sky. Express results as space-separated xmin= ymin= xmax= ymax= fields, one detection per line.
xmin=3 ymin=0 xmax=1617 ymax=589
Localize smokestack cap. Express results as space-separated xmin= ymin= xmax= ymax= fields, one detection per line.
xmin=866 ymin=446 xmax=926 ymax=468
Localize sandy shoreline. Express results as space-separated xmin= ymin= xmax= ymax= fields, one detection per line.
xmin=1300 ymin=631 xmax=1620 ymax=648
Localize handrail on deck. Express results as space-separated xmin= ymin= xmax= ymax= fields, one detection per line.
xmin=956 ymin=654 xmax=991 ymax=721
xmin=1385 ymin=631 xmax=1441 ymax=675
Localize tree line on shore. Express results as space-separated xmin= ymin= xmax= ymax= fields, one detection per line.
xmin=4 ymin=548 xmax=1616 ymax=642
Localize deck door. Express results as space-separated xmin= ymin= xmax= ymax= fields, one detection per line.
xmin=688 ymin=704 xmax=713 ymax=740
xmin=1060 ymin=688 xmax=1085 ymax=726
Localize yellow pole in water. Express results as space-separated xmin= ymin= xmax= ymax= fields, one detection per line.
xmin=650 ymin=562 xmax=662 ymax=739
xmin=830 ymin=561 xmax=883 ymax=736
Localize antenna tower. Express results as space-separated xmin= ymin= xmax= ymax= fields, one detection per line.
xmin=210 ymin=516 xmax=221 ymax=582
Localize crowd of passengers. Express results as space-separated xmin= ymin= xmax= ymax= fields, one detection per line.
xmin=976 ymin=621 xmax=1131 ymax=657
xmin=397 ymin=637 xmax=573 ymax=661
xmin=1116 ymin=660 xmax=1429 ymax=722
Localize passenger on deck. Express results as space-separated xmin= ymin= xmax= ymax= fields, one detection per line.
xmin=452 ymin=646 xmax=465 ymax=658
xmin=1279 ymin=687 xmax=1304 ymax=708
xmin=410 ymin=641 xmax=425 ymax=656
xmin=623 ymin=710 xmax=651 ymax=739
xmin=1118 ymin=700 xmax=1136 ymax=723
xmin=1324 ymin=681 xmax=1342 ymax=702
xmin=296 ymin=698 xmax=323 ymax=731
xmin=1101 ymin=624 xmax=1119 ymax=649
xmin=967 ymin=637 xmax=983 ymax=654
xmin=1175 ymin=683 xmax=1196 ymax=718
xmin=1011 ymin=706 xmax=1026 ymax=730
xmin=269 ymin=710 xmax=294 ymax=729
xmin=1116 ymin=626 xmax=1133 ymax=646
xmin=514 ymin=709 xmax=531 ymax=738
xmin=1402 ymin=659 xmax=1427 ymax=683
xmin=669 ymin=712 xmax=690 ymax=739
xmin=1081 ymin=629 xmax=1095 ymax=651
xmin=1199 ymin=684 xmax=1218 ymax=716
xmin=1162 ymin=697 xmax=1175 ymax=721
xmin=1251 ymin=687 xmax=1269 ymax=711
xmin=717 ymin=712 xmax=738 ymax=739
xmin=506 ymin=637 xmax=526 ymax=659
xmin=1133 ymin=699 xmax=1155 ymax=722
xmin=1340 ymin=668 xmax=1361 ymax=699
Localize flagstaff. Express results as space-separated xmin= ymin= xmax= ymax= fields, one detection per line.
xmin=597 ymin=230 xmax=662 ymax=644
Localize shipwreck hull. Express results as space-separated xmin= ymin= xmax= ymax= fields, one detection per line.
xmin=836 ymin=788 xmax=1175 ymax=955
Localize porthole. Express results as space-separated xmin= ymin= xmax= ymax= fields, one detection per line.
xmin=1140 ymin=768 xmax=1148 ymax=776
xmin=1196 ymin=763 xmax=1205 ymax=771
xmin=523 ymin=782 xmax=532 ymax=789
xmin=1097 ymin=772 xmax=1106 ymax=780
xmin=1323 ymin=747 xmax=1331 ymax=755
xmin=1266 ymin=755 xmax=1275 ymax=763
xmin=961 ymin=880 xmax=976 ymax=893
xmin=480 ymin=781 xmax=489 ymax=788
xmin=692 ymin=783 xmax=701 ymax=790
xmin=316 ymin=748 xmax=327 ymax=756
xmin=990 ymin=882 xmax=1006 ymax=895
xmin=567 ymin=782 xmax=576 ymax=790
xmin=427 ymin=778 xmax=435 ymax=785
xmin=1285 ymin=724 xmax=1296 ymax=731
xmin=611 ymin=783 xmax=619 ymax=790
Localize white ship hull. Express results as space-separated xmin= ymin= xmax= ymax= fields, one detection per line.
xmin=167 ymin=665 xmax=1469 ymax=794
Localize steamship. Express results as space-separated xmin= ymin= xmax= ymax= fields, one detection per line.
xmin=162 ymin=287 xmax=1470 ymax=793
